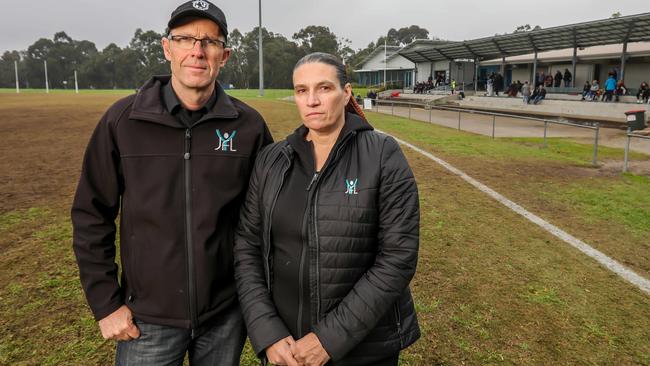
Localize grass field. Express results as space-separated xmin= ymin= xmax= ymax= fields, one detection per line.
xmin=1 ymin=92 xmax=649 ymax=365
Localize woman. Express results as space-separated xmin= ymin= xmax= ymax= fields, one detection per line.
xmin=234 ymin=52 xmax=420 ymax=366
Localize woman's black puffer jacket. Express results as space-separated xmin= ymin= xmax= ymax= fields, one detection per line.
xmin=234 ymin=113 xmax=420 ymax=364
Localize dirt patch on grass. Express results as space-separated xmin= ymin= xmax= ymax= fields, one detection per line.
xmin=0 ymin=94 xmax=126 ymax=213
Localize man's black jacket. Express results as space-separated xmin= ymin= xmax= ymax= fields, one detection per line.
xmin=234 ymin=113 xmax=420 ymax=364
xmin=71 ymin=75 xmax=272 ymax=330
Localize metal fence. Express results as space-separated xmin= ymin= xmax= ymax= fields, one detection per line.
xmin=369 ymin=98 xmax=601 ymax=166
xmin=623 ymin=133 xmax=650 ymax=172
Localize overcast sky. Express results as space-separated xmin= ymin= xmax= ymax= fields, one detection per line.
xmin=1 ymin=0 xmax=648 ymax=54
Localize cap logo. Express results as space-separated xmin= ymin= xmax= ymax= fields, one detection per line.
xmin=192 ymin=0 xmax=209 ymax=11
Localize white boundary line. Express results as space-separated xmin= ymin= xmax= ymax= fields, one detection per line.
xmin=380 ymin=130 xmax=650 ymax=295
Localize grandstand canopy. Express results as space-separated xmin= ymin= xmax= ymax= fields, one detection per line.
xmin=398 ymin=13 xmax=650 ymax=63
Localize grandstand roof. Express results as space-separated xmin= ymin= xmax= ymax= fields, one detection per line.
xmin=398 ymin=13 xmax=650 ymax=63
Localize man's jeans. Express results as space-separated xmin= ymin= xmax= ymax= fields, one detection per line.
xmin=115 ymin=305 xmax=246 ymax=366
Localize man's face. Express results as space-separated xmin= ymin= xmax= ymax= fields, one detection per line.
xmin=162 ymin=18 xmax=231 ymax=91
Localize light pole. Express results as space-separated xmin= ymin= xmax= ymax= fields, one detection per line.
xmin=74 ymin=70 xmax=79 ymax=94
xmin=258 ymin=0 xmax=264 ymax=97
xmin=44 ymin=60 xmax=49 ymax=93
xmin=14 ymin=60 xmax=19 ymax=94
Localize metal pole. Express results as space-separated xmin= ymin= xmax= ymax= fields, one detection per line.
xmin=501 ymin=57 xmax=506 ymax=91
xmin=408 ymin=104 xmax=411 ymax=119
xmin=623 ymin=131 xmax=630 ymax=172
xmin=384 ymin=35 xmax=388 ymax=90
xmin=44 ymin=60 xmax=49 ymax=93
xmin=532 ymin=51 xmax=538 ymax=86
xmin=429 ymin=107 xmax=432 ymax=123
xmin=620 ymin=42 xmax=628 ymax=83
xmin=492 ymin=115 xmax=496 ymax=139
xmin=571 ymin=46 xmax=577 ymax=88
xmin=543 ymin=121 xmax=548 ymax=148
xmin=258 ymin=0 xmax=264 ymax=97
xmin=391 ymin=102 xmax=394 ymax=115
xmin=74 ymin=70 xmax=79 ymax=94
xmin=474 ymin=59 xmax=479 ymax=92
xmin=592 ymin=123 xmax=600 ymax=166
xmin=458 ymin=111 xmax=461 ymax=130
xmin=14 ymin=60 xmax=19 ymax=93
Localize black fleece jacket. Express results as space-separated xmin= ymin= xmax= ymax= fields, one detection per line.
xmin=71 ymin=75 xmax=272 ymax=330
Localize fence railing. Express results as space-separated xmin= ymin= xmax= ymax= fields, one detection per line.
xmin=623 ymin=132 xmax=650 ymax=172
xmin=368 ymin=98 xmax=601 ymax=166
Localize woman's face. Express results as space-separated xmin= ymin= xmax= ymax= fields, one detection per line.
xmin=293 ymin=62 xmax=351 ymax=134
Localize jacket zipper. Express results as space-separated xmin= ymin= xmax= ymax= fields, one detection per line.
xmin=297 ymin=172 xmax=318 ymax=334
xmin=184 ymin=128 xmax=198 ymax=337
xmin=394 ymin=303 xmax=403 ymax=347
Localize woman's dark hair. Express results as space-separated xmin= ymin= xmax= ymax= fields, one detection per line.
xmin=293 ymin=52 xmax=348 ymax=88
xmin=293 ymin=52 xmax=367 ymax=121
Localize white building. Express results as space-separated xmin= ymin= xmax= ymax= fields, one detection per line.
xmin=354 ymin=46 xmax=416 ymax=89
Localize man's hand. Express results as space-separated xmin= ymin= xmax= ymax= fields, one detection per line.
xmin=266 ymin=336 xmax=300 ymax=366
xmin=291 ymin=333 xmax=330 ymax=366
xmin=98 ymin=305 xmax=140 ymax=341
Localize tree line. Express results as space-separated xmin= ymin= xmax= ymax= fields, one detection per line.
xmin=0 ymin=25 xmax=432 ymax=90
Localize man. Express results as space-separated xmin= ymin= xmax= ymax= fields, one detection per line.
xmin=71 ymin=1 xmax=273 ymax=364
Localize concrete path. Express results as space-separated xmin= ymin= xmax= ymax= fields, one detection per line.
xmin=371 ymin=104 xmax=650 ymax=155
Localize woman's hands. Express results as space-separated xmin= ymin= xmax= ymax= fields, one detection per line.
xmin=290 ymin=332 xmax=330 ymax=366
xmin=266 ymin=333 xmax=331 ymax=366
xmin=266 ymin=336 xmax=300 ymax=366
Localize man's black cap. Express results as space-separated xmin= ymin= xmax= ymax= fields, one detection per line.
xmin=168 ymin=0 xmax=228 ymax=40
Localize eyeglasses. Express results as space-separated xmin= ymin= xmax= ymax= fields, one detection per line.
xmin=168 ymin=35 xmax=226 ymax=52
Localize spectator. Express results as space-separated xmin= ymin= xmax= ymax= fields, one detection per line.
xmin=614 ymin=81 xmax=627 ymax=102
xmin=554 ymin=71 xmax=563 ymax=87
xmin=581 ymin=81 xmax=590 ymax=100
xmin=356 ymin=94 xmax=363 ymax=104
xmin=536 ymin=72 xmax=545 ymax=87
xmin=602 ymin=74 xmax=616 ymax=102
xmin=451 ymin=79 xmax=457 ymax=94
xmin=532 ymin=85 xmax=546 ymax=104
xmin=563 ymin=69 xmax=572 ymax=87
xmin=507 ymin=82 xmax=518 ymax=97
xmin=587 ymin=80 xmax=599 ymax=101
xmin=494 ymin=72 xmax=503 ymax=96
xmin=486 ymin=73 xmax=494 ymax=96
xmin=637 ymin=82 xmax=649 ymax=104
xmin=544 ymin=74 xmax=554 ymax=87
xmin=521 ymin=81 xmax=531 ymax=104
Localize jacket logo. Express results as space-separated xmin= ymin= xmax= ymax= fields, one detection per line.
xmin=215 ymin=129 xmax=237 ymax=152
xmin=345 ymin=178 xmax=358 ymax=195
xmin=192 ymin=0 xmax=209 ymax=11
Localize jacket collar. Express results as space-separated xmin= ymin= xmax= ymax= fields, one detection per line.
xmin=129 ymin=75 xmax=239 ymax=128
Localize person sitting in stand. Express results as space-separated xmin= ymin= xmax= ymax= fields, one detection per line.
xmin=587 ymin=80 xmax=599 ymax=101
xmin=532 ymin=85 xmax=546 ymax=104
xmin=581 ymin=81 xmax=590 ymax=100
xmin=636 ymin=82 xmax=649 ymax=104
xmin=614 ymin=81 xmax=627 ymax=102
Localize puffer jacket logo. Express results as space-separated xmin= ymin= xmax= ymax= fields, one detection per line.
xmin=344 ymin=178 xmax=358 ymax=195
